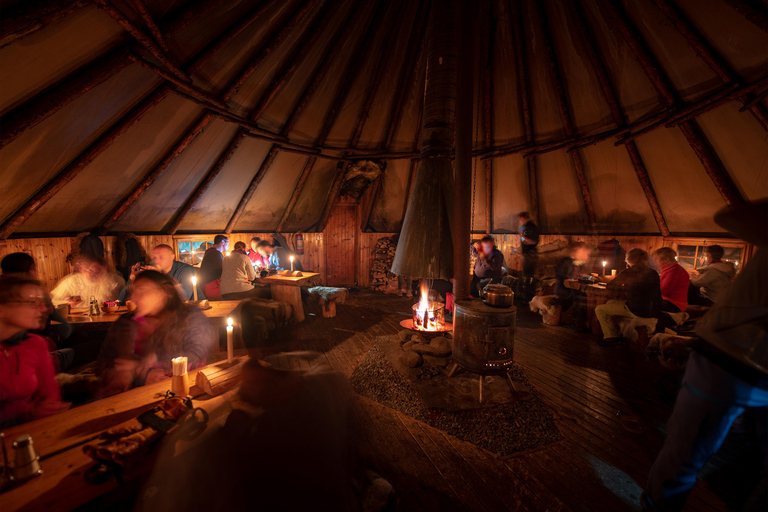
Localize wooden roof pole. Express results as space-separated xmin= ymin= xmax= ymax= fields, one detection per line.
xmin=0 ymin=0 xmax=86 ymax=48
xmin=603 ymin=0 xmax=745 ymax=206
xmin=566 ymin=0 xmax=670 ymax=236
xmin=481 ymin=0 xmax=494 ymax=234
xmin=101 ymin=1 xmax=317 ymax=232
xmin=510 ymin=0 xmax=539 ymax=225
xmin=128 ymin=0 xmax=169 ymax=51
xmin=0 ymin=0 xmax=228 ymax=150
xmin=275 ymin=156 xmax=317 ymax=232
xmin=381 ymin=1 xmax=430 ymax=150
xmin=316 ymin=161 xmax=349 ymax=232
xmin=0 ymin=0 xmax=260 ymax=237
xmin=650 ymin=0 xmax=768 ymax=131
xmin=93 ymin=0 xmax=190 ymax=82
xmin=536 ymin=0 xmax=596 ymax=229
xmin=0 ymin=88 xmax=170 ymax=239
xmin=722 ymin=0 xmax=768 ymax=33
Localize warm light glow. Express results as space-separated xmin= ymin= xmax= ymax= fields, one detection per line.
xmin=413 ymin=280 xmax=444 ymax=332
xmin=227 ymin=317 xmax=234 ymax=327
xmin=226 ymin=251 xmax=231 ymax=257
xmin=289 ymin=255 xmax=294 ymax=262
xmin=602 ymin=260 xmax=607 ymax=267
xmin=191 ymin=276 xmax=197 ymax=285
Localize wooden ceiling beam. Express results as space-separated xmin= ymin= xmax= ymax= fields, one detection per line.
xmin=566 ymin=0 xmax=669 ymax=236
xmin=536 ymin=0 xmax=596 ymax=229
xmin=650 ymin=0 xmax=768 ymax=131
xmin=381 ymin=1 xmax=429 ymax=150
xmin=510 ymin=0 xmax=539 ymax=225
xmin=128 ymin=0 xmax=169 ymax=51
xmin=317 ymin=161 xmax=349 ymax=232
xmin=0 ymin=0 xmax=228 ymax=150
xmin=93 ymin=0 xmax=190 ymax=82
xmin=603 ymin=0 xmax=745 ymax=206
xmin=275 ymin=156 xmax=317 ymax=232
xmin=722 ymin=0 xmax=768 ymax=33
xmin=224 ymin=144 xmax=281 ymax=233
xmin=0 ymin=0 xmax=86 ymax=48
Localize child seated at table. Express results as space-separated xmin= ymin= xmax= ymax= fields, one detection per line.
xmin=595 ymin=248 xmax=662 ymax=346
xmin=96 ymin=271 xmax=216 ymax=397
xmin=0 ymin=275 xmax=69 ymax=427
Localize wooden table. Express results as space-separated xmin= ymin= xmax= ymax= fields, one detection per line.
xmin=253 ymin=272 xmax=320 ymax=323
xmin=0 ymin=360 xmax=244 ymax=512
xmin=63 ymin=301 xmax=243 ymax=324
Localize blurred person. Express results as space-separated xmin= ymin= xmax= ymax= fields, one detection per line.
xmin=517 ymin=211 xmax=539 ymax=278
xmin=220 ymin=242 xmax=270 ymax=300
xmin=553 ymin=242 xmax=592 ymax=329
xmin=148 ymin=244 xmax=200 ymax=301
xmin=595 ymin=248 xmax=662 ymax=346
xmin=270 ymin=242 xmax=303 ymax=271
xmin=688 ymin=245 xmax=735 ymax=306
xmin=644 ymin=200 xmax=768 ymax=512
xmin=652 ymin=248 xmax=689 ymax=333
xmin=2 ymin=252 xmax=74 ymax=371
xmin=0 ymin=275 xmax=69 ymax=427
xmin=198 ymin=235 xmax=229 ymax=299
xmin=470 ymin=235 xmax=504 ymax=298
xmin=247 ymin=237 xmax=268 ymax=268
xmin=51 ymin=253 xmax=124 ymax=308
xmin=96 ymin=270 xmax=216 ymax=396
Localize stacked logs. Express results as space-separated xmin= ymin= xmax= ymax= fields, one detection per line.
xmin=370 ymin=236 xmax=397 ymax=291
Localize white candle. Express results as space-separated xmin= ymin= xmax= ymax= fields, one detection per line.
xmin=290 ymin=255 xmax=295 ymax=271
xmin=226 ymin=317 xmax=234 ymax=364
xmin=191 ymin=275 xmax=198 ymax=301
xmin=602 ymin=260 xmax=607 ymax=276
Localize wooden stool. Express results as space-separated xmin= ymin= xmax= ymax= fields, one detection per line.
xmin=308 ymin=287 xmax=348 ymax=318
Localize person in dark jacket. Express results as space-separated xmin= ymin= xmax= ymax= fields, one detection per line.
xmin=97 ymin=271 xmax=215 ymax=397
xmin=470 ymin=235 xmax=504 ymax=297
xmin=198 ymin=235 xmax=228 ymax=299
xmin=554 ymin=242 xmax=592 ymax=329
xmin=517 ymin=212 xmax=539 ymax=278
xmin=595 ymin=248 xmax=662 ymax=346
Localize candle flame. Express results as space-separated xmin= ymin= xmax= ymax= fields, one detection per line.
xmin=191 ymin=275 xmax=197 ymax=285
xmin=227 ymin=317 xmax=233 ymax=327
xmin=290 ymin=255 xmax=294 ymax=262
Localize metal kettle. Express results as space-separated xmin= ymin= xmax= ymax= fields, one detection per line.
xmin=479 ymin=284 xmax=514 ymax=308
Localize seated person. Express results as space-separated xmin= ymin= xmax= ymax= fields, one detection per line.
xmin=51 ymin=253 xmax=124 ymax=308
xmin=269 ymin=243 xmax=303 ymax=271
xmin=470 ymin=235 xmax=504 ymax=297
xmin=247 ymin=237 xmax=268 ymax=268
xmin=96 ymin=271 xmax=216 ymax=396
xmin=221 ymin=242 xmax=270 ymax=300
xmin=595 ymin=248 xmax=662 ymax=346
xmin=652 ymin=247 xmax=689 ymax=332
xmin=198 ymin=235 xmax=229 ymax=299
xmin=148 ymin=244 xmax=201 ymax=301
xmin=553 ymin=242 xmax=592 ymax=328
xmin=0 ymin=275 xmax=68 ymax=427
xmin=688 ymin=244 xmax=735 ymax=306
xmin=2 ymin=253 xmax=74 ymax=371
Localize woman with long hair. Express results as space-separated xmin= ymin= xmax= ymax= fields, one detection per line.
xmin=0 ymin=275 xmax=68 ymax=427
xmin=97 ymin=270 xmax=216 ymax=396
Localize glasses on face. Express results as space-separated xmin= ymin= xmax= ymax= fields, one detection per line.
xmin=7 ymin=298 xmax=47 ymax=308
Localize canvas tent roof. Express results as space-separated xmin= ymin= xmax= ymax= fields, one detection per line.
xmin=0 ymin=0 xmax=766 ymax=237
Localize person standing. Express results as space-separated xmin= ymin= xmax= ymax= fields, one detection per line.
xmin=644 ymin=200 xmax=768 ymax=512
xmin=198 ymin=235 xmax=229 ymax=299
xmin=470 ymin=235 xmax=504 ymax=298
xmin=517 ymin=212 xmax=540 ymax=278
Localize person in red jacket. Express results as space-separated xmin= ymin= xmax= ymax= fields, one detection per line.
xmin=652 ymin=247 xmax=689 ymax=333
xmin=0 ymin=275 xmax=68 ymax=427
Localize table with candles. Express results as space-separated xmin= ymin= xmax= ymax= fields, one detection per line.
xmin=62 ymin=300 xmax=243 ymax=325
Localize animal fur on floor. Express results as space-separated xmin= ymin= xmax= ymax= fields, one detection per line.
xmin=529 ymin=295 xmax=562 ymax=325
xmin=646 ymin=333 xmax=694 ymax=371
xmin=308 ymin=286 xmax=349 ymax=304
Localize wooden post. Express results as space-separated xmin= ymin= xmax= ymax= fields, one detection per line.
xmin=536 ymin=0 xmax=596 ymax=228
xmin=510 ymin=0 xmax=539 ymax=224
xmin=360 ymin=175 xmax=384 ymax=232
xmin=317 ymin=162 xmax=349 ymax=232
xmin=481 ymin=0 xmax=494 ymax=234
xmin=454 ymin=0 xmax=475 ymax=300
xmin=566 ymin=0 xmax=670 ymax=236
xmin=129 ymin=0 xmax=169 ymax=51
xmin=0 ymin=87 xmax=169 ymax=239
xmin=225 ymin=145 xmax=281 ymax=233
xmin=165 ymin=131 xmax=246 ymax=234
xmin=603 ymin=0 xmax=745 ymax=206
xmin=276 ymin=157 xmax=317 ymax=232
xmin=101 ymin=112 xmax=214 ymax=231
xmin=0 ymin=0 xmax=86 ymax=48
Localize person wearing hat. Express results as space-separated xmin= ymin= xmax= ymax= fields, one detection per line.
xmin=644 ymin=200 xmax=768 ymax=511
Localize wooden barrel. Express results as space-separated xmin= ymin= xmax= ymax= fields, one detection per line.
xmin=452 ymin=299 xmax=516 ymax=375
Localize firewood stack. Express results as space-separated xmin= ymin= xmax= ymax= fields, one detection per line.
xmin=370 ymin=236 xmax=397 ymax=290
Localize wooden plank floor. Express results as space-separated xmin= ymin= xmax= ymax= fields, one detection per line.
xmin=265 ymin=291 xmax=736 ymax=511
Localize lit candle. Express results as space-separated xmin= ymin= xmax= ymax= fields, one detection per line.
xmin=191 ymin=275 xmax=198 ymax=302
xmin=611 ymin=269 xmax=616 ymax=277
xmin=290 ymin=255 xmax=295 ymax=272
xmin=226 ymin=317 xmax=234 ymax=364
xmin=602 ymin=260 xmax=607 ymax=276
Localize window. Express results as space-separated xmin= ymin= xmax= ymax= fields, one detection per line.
xmin=667 ymin=238 xmax=748 ymax=274
xmin=173 ymin=237 xmax=214 ymax=266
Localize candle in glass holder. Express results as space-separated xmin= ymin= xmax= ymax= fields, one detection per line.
xmin=602 ymin=260 xmax=607 ymax=276
xmin=226 ymin=317 xmax=234 ymax=364
xmin=191 ymin=275 xmax=198 ymax=301
xmin=290 ymin=255 xmax=294 ymax=272
xmin=611 ymin=269 xmax=617 ymax=277
xmin=171 ymin=356 xmax=189 ymax=396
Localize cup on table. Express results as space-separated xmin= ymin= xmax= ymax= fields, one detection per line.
xmin=55 ymin=303 xmax=70 ymax=317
